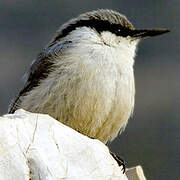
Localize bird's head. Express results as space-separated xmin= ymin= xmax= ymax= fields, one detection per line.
xmin=48 ymin=9 xmax=169 ymax=60
xmin=50 ymin=9 xmax=169 ymax=44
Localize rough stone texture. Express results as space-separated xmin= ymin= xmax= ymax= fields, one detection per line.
xmin=0 ymin=109 xmax=129 ymax=180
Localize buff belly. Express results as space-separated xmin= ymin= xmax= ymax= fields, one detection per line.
xmin=20 ymin=60 xmax=135 ymax=143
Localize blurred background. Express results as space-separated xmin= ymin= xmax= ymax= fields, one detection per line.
xmin=0 ymin=0 xmax=179 ymax=179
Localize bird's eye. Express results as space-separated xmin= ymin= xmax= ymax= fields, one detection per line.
xmin=114 ymin=29 xmax=121 ymax=34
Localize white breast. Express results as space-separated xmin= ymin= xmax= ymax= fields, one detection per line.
xmin=20 ymin=28 xmax=138 ymax=143
xmin=58 ymin=29 xmax=137 ymax=142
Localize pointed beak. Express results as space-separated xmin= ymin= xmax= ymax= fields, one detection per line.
xmin=131 ymin=29 xmax=170 ymax=39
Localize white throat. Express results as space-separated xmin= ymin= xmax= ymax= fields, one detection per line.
xmin=57 ymin=27 xmax=139 ymax=142
xmin=21 ymin=27 xmax=139 ymax=143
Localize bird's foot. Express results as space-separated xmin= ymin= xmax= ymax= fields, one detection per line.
xmin=110 ymin=151 xmax=126 ymax=173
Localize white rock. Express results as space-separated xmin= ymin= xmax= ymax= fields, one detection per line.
xmin=0 ymin=109 xmax=128 ymax=180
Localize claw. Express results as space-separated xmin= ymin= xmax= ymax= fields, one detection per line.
xmin=110 ymin=151 xmax=126 ymax=173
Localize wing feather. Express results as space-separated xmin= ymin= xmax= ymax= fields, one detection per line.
xmin=8 ymin=41 xmax=65 ymax=113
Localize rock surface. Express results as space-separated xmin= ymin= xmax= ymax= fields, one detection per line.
xmin=0 ymin=109 xmax=130 ymax=180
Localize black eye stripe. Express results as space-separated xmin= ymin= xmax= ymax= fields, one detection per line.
xmin=52 ymin=19 xmax=134 ymax=45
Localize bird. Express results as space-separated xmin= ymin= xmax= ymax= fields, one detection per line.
xmin=8 ymin=9 xmax=169 ymax=144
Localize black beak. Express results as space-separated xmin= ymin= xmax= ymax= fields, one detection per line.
xmin=131 ymin=29 xmax=170 ymax=39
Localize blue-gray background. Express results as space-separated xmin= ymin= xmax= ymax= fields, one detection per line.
xmin=0 ymin=0 xmax=179 ymax=179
